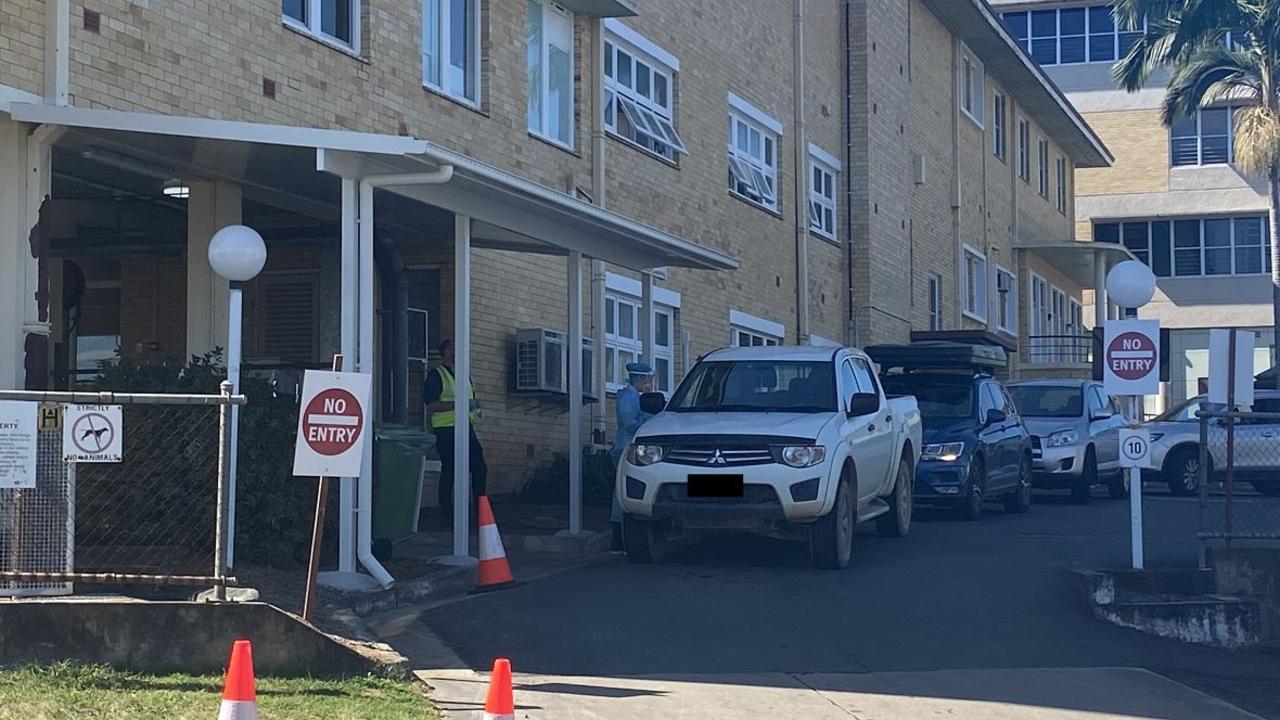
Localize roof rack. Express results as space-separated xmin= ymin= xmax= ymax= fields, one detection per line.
xmin=865 ymin=341 xmax=1008 ymax=373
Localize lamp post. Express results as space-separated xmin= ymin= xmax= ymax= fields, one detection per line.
xmin=1106 ymin=259 xmax=1157 ymax=569
xmin=208 ymin=224 xmax=267 ymax=570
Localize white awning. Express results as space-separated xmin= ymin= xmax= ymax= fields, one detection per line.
xmin=1022 ymin=240 xmax=1136 ymax=287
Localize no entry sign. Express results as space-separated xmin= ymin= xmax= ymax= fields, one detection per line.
xmin=1103 ymin=320 xmax=1160 ymax=396
xmin=293 ymin=370 xmax=372 ymax=478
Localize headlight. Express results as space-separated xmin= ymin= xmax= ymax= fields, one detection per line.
xmin=1046 ymin=430 xmax=1079 ymax=448
xmin=627 ymin=443 xmax=665 ymax=466
xmin=779 ymin=445 xmax=827 ymax=468
xmin=922 ymin=442 xmax=966 ymax=462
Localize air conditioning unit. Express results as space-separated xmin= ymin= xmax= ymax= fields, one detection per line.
xmin=515 ymin=328 xmax=596 ymax=398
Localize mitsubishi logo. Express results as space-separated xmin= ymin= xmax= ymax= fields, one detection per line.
xmin=708 ymin=449 xmax=727 ymax=466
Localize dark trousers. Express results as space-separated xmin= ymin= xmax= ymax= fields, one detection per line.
xmin=434 ymin=427 xmax=488 ymax=514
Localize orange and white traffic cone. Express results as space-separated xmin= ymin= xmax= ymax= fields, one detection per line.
xmin=476 ymin=496 xmax=515 ymax=591
xmin=217 ymin=640 xmax=258 ymax=720
xmin=483 ymin=658 xmax=515 ymax=720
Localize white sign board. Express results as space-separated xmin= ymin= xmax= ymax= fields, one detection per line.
xmin=293 ymin=370 xmax=372 ymax=478
xmin=1103 ymin=319 xmax=1161 ymax=396
xmin=1208 ymin=329 xmax=1255 ymax=407
xmin=1119 ymin=428 xmax=1152 ymax=469
xmin=64 ymin=404 xmax=124 ymax=463
xmin=0 ymin=401 xmax=38 ymax=489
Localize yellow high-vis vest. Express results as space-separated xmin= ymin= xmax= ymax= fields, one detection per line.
xmin=430 ymin=365 xmax=477 ymax=429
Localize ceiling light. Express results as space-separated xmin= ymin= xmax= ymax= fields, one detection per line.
xmin=162 ymin=178 xmax=190 ymax=199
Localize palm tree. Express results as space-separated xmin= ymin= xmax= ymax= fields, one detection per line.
xmin=1113 ymin=0 xmax=1280 ymax=385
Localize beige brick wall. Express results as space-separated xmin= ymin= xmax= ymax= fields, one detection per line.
xmin=1075 ymin=109 xmax=1169 ymax=197
xmin=0 ymin=1 xmax=42 ymax=95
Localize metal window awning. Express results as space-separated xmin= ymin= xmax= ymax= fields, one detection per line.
xmin=555 ymin=0 xmax=637 ymax=17
xmin=6 ymin=102 xmax=737 ymax=272
xmin=1020 ymin=240 xmax=1136 ymax=288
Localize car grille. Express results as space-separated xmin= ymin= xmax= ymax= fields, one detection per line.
xmin=1030 ymin=435 xmax=1042 ymax=459
xmin=665 ymin=447 xmax=774 ymax=467
xmin=656 ymin=483 xmax=781 ymax=505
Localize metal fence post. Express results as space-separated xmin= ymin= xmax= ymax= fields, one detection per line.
xmin=1198 ymin=411 xmax=1209 ymax=569
xmin=213 ymin=380 xmax=233 ymax=601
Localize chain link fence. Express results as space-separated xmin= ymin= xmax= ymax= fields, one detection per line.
xmin=0 ymin=387 xmax=243 ymax=597
xmin=1198 ymin=409 xmax=1280 ymax=553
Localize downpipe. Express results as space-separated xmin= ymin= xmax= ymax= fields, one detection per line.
xmin=793 ymin=0 xmax=810 ymax=345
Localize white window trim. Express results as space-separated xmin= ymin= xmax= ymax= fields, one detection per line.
xmin=1017 ymin=117 xmax=1031 ymax=182
xmin=283 ymin=0 xmax=362 ymax=54
xmin=1170 ymin=105 xmax=1238 ymax=167
xmin=959 ymin=44 xmax=984 ymax=128
xmin=808 ymin=149 xmax=838 ymax=242
xmin=992 ymin=92 xmax=1007 ymax=160
xmin=728 ymin=92 xmax=784 ymax=135
xmin=604 ymin=290 xmax=676 ymax=394
xmin=1037 ymin=137 xmax=1050 ymax=198
xmin=995 ymin=264 xmax=1018 ymax=336
xmin=604 ymin=27 xmax=686 ymax=160
xmin=1097 ymin=216 xmax=1273 ymax=279
xmin=1055 ymin=154 xmax=1068 ymax=213
xmin=1001 ymin=6 xmax=1148 ymax=68
xmin=527 ymin=0 xmax=576 ymax=150
xmin=422 ymin=0 xmax=482 ymax=107
xmin=728 ymin=98 xmax=782 ymax=213
xmin=927 ymin=274 xmax=942 ymax=331
xmin=603 ymin=19 xmax=679 ymax=71
xmin=962 ymin=244 xmax=988 ymax=323
xmin=604 ymin=271 xmax=682 ymax=308
xmin=729 ymin=309 xmax=785 ymax=342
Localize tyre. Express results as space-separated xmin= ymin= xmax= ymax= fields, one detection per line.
xmin=1070 ymin=448 xmax=1096 ymax=505
xmin=1108 ymin=473 xmax=1130 ymax=500
xmin=623 ymin=514 xmax=666 ymax=564
xmin=877 ymin=455 xmax=914 ymax=537
xmin=955 ymin=460 xmax=984 ymax=521
xmin=811 ymin=475 xmax=854 ymax=569
xmin=1251 ymin=478 xmax=1280 ymax=497
xmin=1003 ymin=455 xmax=1033 ymax=513
xmin=1164 ymin=446 xmax=1203 ymax=497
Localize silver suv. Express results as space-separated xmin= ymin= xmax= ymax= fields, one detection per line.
xmin=1006 ymin=380 xmax=1129 ymax=504
xmin=1143 ymin=391 xmax=1280 ymax=497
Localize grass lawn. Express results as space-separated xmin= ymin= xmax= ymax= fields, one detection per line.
xmin=0 ymin=663 xmax=439 ymax=720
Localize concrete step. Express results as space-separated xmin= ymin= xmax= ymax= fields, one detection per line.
xmin=1100 ymin=595 xmax=1263 ymax=650
xmin=1071 ymin=567 xmax=1214 ymax=606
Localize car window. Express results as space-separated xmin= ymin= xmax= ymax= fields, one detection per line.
xmin=850 ymin=359 xmax=881 ymax=412
xmin=839 ymin=360 xmax=858 ymax=406
xmin=979 ymin=384 xmax=999 ymax=416
xmin=669 ymin=360 xmax=837 ymax=412
xmin=998 ymin=386 xmax=1018 ymax=416
xmin=881 ymin=374 xmax=973 ymax=417
xmin=1007 ymin=385 xmax=1084 ymax=417
xmin=1086 ymin=387 xmax=1105 ymax=416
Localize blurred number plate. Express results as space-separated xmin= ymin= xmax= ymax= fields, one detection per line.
xmin=687 ymin=474 xmax=744 ymax=498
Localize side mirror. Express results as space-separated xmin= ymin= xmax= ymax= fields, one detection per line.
xmin=848 ymin=392 xmax=880 ymax=417
xmin=639 ymin=392 xmax=667 ymax=415
xmin=1090 ymin=411 xmax=1113 ymax=422
xmin=985 ymin=409 xmax=1007 ymax=426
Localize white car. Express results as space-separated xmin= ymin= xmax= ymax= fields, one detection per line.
xmin=616 ymin=345 xmax=922 ymax=569
xmin=1143 ymin=391 xmax=1280 ymax=497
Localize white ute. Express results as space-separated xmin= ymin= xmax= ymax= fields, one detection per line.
xmin=616 ymin=346 xmax=922 ymax=568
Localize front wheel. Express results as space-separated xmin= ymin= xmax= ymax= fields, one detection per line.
xmin=623 ymin=514 xmax=666 ymax=564
xmin=955 ymin=461 xmax=984 ymax=521
xmin=1071 ymin=449 xmax=1096 ymax=505
xmin=1164 ymin=446 xmax=1202 ymax=497
xmin=877 ymin=456 xmax=914 ymax=537
xmin=1108 ymin=472 xmax=1130 ymax=500
xmin=1003 ymin=456 xmax=1033 ymax=513
xmin=811 ymin=476 xmax=854 ymax=569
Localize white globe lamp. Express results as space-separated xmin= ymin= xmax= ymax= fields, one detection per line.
xmin=208 ymin=224 xmax=267 ymax=282
xmin=1106 ymin=260 xmax=1156 ymax=311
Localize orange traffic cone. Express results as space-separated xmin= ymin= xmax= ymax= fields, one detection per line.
xmin=483 ymin=658 xmax=515 ymax=720
xmin=476 ymin=496 xmax=515 ymax=591
xmin=217 ymin=640 xmax=258 ymax=720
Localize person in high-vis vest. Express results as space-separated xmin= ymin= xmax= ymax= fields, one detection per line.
xmin=424 ymin=338 xmax=488 ymax=520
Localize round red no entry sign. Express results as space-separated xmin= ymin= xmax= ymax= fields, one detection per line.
xmin=301 ymin=388 xmax=364 ymax=456
xmin=1107 ymin=331 xmax=1157 ymax=382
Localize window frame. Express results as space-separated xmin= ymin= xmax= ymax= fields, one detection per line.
xmin=1170 ymin=105 xmax=1237 ymax=167
xmin=928 ymin=274 xmax=942 ymax=331
xmin=1001 ymin=5 xmax=1147 ymax=67
xmin=729 ymin=308 xmax=784 ymax=347
xmin=1055 ymin=154 xmax=1068 ymax=213
xmin=727 ymin=93 xmax=783 ymax=214
xmin=604 ymin=292 xmax=676 ymax=395
xmin=1094 ymin=215 xmax=1273 ymax=279
xmin=422 ymin=0 xmax=482 ymax=107
xmin=603 ymin=24 xmax=686 ymax=162
xmin=526 ymin=0 xmax=576 ymax=150
xmin=962 ymin=244 xmax=989 ymax=323
xmin=1017 ymin=117 xmax=1031 ymax=182
xmin=1037 ymin=137 xmax=1050 ymax=198
xmin=995 ymin=265 xmax=1018 ymax=336
xmin=283 ymin=0 xmax=361 ymax=53
xmin=992 ymin=91 xmax=1007 ymax=161
xmin=959 ymin=44 xmax=985 ymax=128
xmin=808 ymin=145 xmax=840 ymax=241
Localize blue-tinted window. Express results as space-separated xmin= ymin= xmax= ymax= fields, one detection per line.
xmin=1094 ymin=222 xmax=1120 ymax=244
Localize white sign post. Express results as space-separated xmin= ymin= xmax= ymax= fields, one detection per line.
xmin=292 ymin=370 xmax=372 ymax=479
xmin=0 ymin=401 xmax=38 ymax=489
xmin=63 ymin=404 xmax=124 ymax=463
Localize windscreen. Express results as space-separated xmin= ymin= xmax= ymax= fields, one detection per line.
xmin=669 ymin=360 xmax=836 ymax=413
xmin=1008 ymin=385 xmax=1083 ymax=418
xmin=881 ymin=375 xmax=973 ymax=418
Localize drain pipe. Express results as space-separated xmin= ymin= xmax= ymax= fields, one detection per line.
xmin=590 ymin=17 xmax=608 ymax=444
xmin=352 ymin=164 xmax=454 ymax=587
xmin=45 ymin=0 xmax=68 ymax=105
xmin=793 ymin=0 xmax=810 ymax=345
xmin=842 ymin=0 xmax=855 ymax=346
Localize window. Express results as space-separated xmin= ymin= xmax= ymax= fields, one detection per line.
xmin=604 ymin=24 xmax=686 ymax=161
xmin=73 ymin=261 xmax=122 ymax=385
xmin=730 ymin=309 xmax=783 ymax=347
xmin=992 ymin=92 xmax=1007 ymax=160
xmin=996 ymin=266 xmax=1017 ymax=335
xmin=283 ymin=0 xmax=359 ymax=49
xmin=809 ymin=146 xmax=839 ymax=240
xmin=423 ymin=0 xmax=480 ymax=104
xmin=1038 ymin=138 xmax=1050 ymax=197
xmin=928 ymin=274 xmax=942 ymax=330
xmin=962 ymin=245 xmax=988 ymax=322
xmin=960 ymin=45 xmax=984 ymax=126
xmin=1001 ymin=5 xmax=1145 ymax=67
xmin=1017 ymin=117 xmax=1031 ymax=182
xmin=1094 ymin=215 xmax=1272 ymax=278
xmin=527 ymin=0 xmax=575 ymax=148
xmin=1055 ymin=155 xmax=1068 ymax=213
xmin=1170 ymin=106 xmax=1237 ymax=166
xmin=604 ymin=293 xmax=676 ymax=394
xmin=728 ymin=94 xmax=782 ymax=213
xmin=1028 ymin=272 xmax=1049 ymax=359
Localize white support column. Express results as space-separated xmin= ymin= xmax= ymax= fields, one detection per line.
xmin=1093 ymin=251 xmax=1108 ymax=329
xmin=44 ymin=0 xmax=69 ymax=106
xmin=640 ymin=273 xmax=654 ymax=365
xmin=186 ymin=181 xmax=241 ymax=360
xmin=451 ymin=215 xmax=473 ymax=559
xmin=567 ymin=251 xmax=584 ymax=535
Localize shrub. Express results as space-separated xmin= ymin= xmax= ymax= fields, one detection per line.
xmin=517 ymin=447 xmax=616 ymax=508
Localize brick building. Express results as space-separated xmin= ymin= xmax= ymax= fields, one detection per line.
xmin=2 ymin=0 xmax=1109 ymax=573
